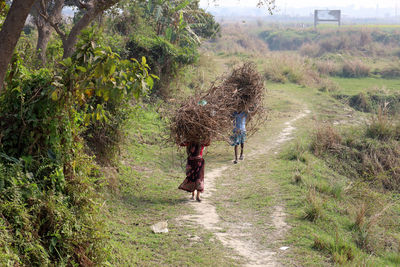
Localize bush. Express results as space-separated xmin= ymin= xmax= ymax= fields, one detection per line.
xmin=259 ymin=28 xmax=318 ymax=51
xmin=206 ymin=24 xmax=269 ymax=55
xmin=263 ymin=54 xmax=321 ymax=87
xmin=380 ymin=65 xmax=400 ymax=78
xmin=349 ymin=93 xmax=373 ymax=112
xmin=348 ymin=91 xmax=400 ymax=115
xmin=366 ymin=107 xmax=400 ymax=141
xmin=0 ymin=27 xmax=155 ymax=265
xmin=126 ymin=35 xmax=198 ymax=97
xmin=310 ymin=125 xmax=342 ymax=156
xmin=311 ymin=117 xmax=400 ymax=191
xmin=314 ymin=60 xmax=341 ymax=76
xmin=318 ymin=78 xmax=340 ymax=93
xmin=300 ymin=42 xmax=320 ymax=57
xmin=0 ymin=156 xmax=105 ymax=266
xmin=341 ymin=59 xmax=370 ymax=78
xmin=313 ymin=233 xmax=355 ymax=264
xmin=304 ymin=188 xmax=324 ymax=222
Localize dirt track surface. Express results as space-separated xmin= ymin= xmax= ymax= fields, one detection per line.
xmin=178 ymin=109 xmax=310 ymax=266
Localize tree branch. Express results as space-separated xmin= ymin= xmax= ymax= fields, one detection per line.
xmin=75 ymin=0 xmax=89 ymax=9
xmin=38 ymin=0 xmax=67 ymax=41
xmin=39 ymin=13 xmax=67 ymax=42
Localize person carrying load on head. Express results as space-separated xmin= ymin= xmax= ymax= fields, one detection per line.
xmin=178 ymin=140 xmax=210 ymax=202
xmin=231 ymin=110 xmax=247 ymax=164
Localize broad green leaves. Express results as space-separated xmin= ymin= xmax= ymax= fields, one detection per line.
xmin=51 ymin=28 xmax=157 ymax=125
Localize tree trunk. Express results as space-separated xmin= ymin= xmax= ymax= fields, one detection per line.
xmin=0 ymin=0 xmax=37 ymax=92
xmin=62 ymin=0 xmax=119 ymax=58
xmin=36 ymin=22 xmax=52 ymax=66
xmin=63 ymin=4 xmax=96 ymax=58
xmin=33 ymin=0 xmax=64 ymax=66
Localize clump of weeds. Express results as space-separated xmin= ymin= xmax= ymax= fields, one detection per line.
xmin=304 ymin=187 xmax=324 ymax=222
xmin=313 ymin=232 xmax=355 ymax=264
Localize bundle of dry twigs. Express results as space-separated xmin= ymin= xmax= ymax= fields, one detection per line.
xmin=170 ymin=62 xmax=266 ymax=144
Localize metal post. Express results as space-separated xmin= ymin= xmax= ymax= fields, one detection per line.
xmin=314 ymin=10 xmax=318 ymax=29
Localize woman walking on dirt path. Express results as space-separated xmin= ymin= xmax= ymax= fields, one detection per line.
xmin=179 ymin=141 xmax=209 ymax=202
xmin=231 ymin=110 xmax=247 ymax=164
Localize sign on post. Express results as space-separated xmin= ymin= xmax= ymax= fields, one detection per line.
xmin=314 ymin=10 xmax=341 ymax=28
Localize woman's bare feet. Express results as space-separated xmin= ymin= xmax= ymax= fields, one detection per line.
xmin=196 ymin=191 xmax=201 ymax=202
xmin=191 ymin=192 xmax=195 ymax=200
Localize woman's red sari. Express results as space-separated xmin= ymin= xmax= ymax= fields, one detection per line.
xmin=178 ymin=143 xmax=208 ymax=193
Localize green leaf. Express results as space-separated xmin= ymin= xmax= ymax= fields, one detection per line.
xmin=109 ymin=63 xmax=117 ymax=76
xmin=146 ymin=76 xmax=154 ymax=89
xmin=51 ymin=90 xmax=59 ymax=101
xmin=172 ymin=0 xmax=190 ymax=13
xmin=165 ymin=27 xmax=173 ymax=42
xmin=76 ymin=66 xmax=87 ymax=73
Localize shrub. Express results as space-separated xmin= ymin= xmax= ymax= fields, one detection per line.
xmin=349 ymin=93 xmax=373 ymax=112
xmin=313 ymin=233 xmax=355 ymax=264
xmin=311 ymin=117 xmax=400 ymax=191
xmin=126 ymin=35 xmax=198 ymax=97
xmin=318 ymin=78 xmax=340 ymax=93
xmin=351 ymin=202 xmax=388 ymax=254
xmin=348 ymin=91 xmax=400 ymax=115
xmin=0 ymin=27 xmax=155 ymax=265
xmin=366 ymin=107 xmax=400 ymax=141
xmin=304 ymin=188 xmax=324 ymax=222
xmin=341 ymin=59 xmax=370 ymax=78
xmin=282 ymin=141 xmax=308 ymax=163
xmin=314 ymin=60 xmax=341 ymax=76
xmin=310 ymin=125 xmax=342 ymax=156
xmin=206 ymin=24 xmax=269 ymax=55
xmin=380 ymin=64 xmax=400 ymax=78
xmin=259 ymin=28 xmax=318 ymax=51
xmin=299 ymin=42 xmax=320 ymax=57
xmin=263 ymin=54 xmax=321 ymax=87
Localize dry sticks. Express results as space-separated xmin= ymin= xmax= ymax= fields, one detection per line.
xmin=171 ymin=62 xmax=266 ymax=144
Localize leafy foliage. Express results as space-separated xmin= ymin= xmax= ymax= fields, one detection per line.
xmin=0 ymin=24 xmax=156 ymax=264
xmin=0 ymin=0 xmax=216 ymax=264
xmin=108 ymin=0 xmax=219 ymax=96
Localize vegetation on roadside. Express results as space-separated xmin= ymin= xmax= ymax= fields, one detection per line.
xmin=0 ymin=0 xmax=218 ymax=265
xmin=1 ymin=1 xmax=400 ymax=265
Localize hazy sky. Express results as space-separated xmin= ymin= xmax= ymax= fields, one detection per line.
xmin=200 ymin=0 xmax=399 ymax=8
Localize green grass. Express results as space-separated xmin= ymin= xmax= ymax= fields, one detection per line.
xmin=332 ymin=77 xmax=400 ymax=94
xmin=103 ymin=106 xmax=240 ymax=266
xmin=263 ymin=82 xmax=400 ymax=266
xmin=102 ymin=44 xmax=400 ymax=266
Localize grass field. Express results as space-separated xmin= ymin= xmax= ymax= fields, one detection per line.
xmin=103 ymin=23 xmax=400 ymax=266
xmin=333 ymin=77 xmax=400 ymax=94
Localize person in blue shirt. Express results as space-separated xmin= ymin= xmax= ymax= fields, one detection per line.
xmin=231 ymin=111 xmax=247 ymax=164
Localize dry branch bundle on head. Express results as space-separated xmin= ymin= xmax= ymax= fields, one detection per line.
xmin=217 ymin=62 xmax=267 ymax=136
xmin=171 ymin=94 xmax=233 ymax=144
xmin=221 ymin=62 xmax=265 ymax=117
xmin=170 ymin=62 xmax=266 ymax=144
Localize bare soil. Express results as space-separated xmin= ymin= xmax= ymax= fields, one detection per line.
xmin=178 ymin=109 xmax=311 ymax=266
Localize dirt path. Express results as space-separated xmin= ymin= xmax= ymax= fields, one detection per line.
xmin=179 ymin=109 xmax=310 ymax=266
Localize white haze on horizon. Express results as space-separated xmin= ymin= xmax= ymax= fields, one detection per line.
xmin=200 ymin=0 xmax=399 ymax=9
xmin=200 ymin=0 xmax=400 ymax=19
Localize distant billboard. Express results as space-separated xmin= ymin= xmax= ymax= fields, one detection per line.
xmin=314 ymin=10 xmax=341 ymax=27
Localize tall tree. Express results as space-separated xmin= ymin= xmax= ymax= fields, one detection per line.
xmin=0 ymin=0 xmax=37 ymax=92
xmin=32 ymin=0 xmax=64 ymax=65
xmin=42 ymin=0 xmax=120 ymax=58
xmin=0 ymin=0 xmax=275 ymax=90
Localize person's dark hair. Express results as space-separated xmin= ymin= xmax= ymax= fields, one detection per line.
xmin=187 ymin=143 xmax=201 ymax=157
